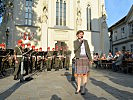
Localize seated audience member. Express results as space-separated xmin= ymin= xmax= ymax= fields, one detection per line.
xmin=107 ymin=52 xmax=113 ymax=61
xmin=112 ymin=51 xmax=123 ymax=72
xmin=123 ymin=51 xmax=129 ymax=60
xmin=131 ymin=53 xmax=133 ymax=59
xmin=114 ymin=52 xmax=119 ymax=60
xmin=93 ymin=53 xmax=100 ymax=68
xmin=128 ymin=52 xmax=132 ymax=59
xmin=101 ymin=53 xmax=107 ymax=60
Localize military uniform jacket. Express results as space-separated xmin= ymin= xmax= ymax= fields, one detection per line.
xmin=56 ymin=51 xmax=61 ymax=57
xmin=74 ymin=39 xmax=92 ymax=61
xmin=14 ymin=46 xmax=22 ymax=61
xmin=64 ymin=50 xmax=71 ymax=56
xmin=46 ymin=51 xmax=53 ymax=59
xmin=14 ymin=46 xmax=22 ymax=55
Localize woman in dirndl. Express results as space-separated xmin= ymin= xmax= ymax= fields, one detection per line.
xmin=73 ymin=30 xmax=92 ymax=95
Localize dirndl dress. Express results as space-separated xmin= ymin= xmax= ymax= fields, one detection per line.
xmin=74 ymin=55 xmax=90 ymax=76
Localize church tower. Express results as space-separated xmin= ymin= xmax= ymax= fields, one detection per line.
xmin=0 ymin=0 xmax=109 ymax=57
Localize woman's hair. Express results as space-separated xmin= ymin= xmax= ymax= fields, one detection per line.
xmin=76 ymin=30 xmax=84 ymax=35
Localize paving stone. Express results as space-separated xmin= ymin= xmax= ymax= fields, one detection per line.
xmin=0 ymin=68 xmax=133 ymax=100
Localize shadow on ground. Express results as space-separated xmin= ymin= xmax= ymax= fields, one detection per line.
xmin=90 ymin=77 xmax=133 ymax=100
xmin=0 ymin=70 xmax=40 ymax=100
xmin=93 ymin=68 xmax=133 ymax=88
xmin=0 ymin=80 xmax=31 ymax=100
xmin=50 ymin=94 xmax=62 ymax=100
xmin=64 ymin=72 xmax=107 ymax=100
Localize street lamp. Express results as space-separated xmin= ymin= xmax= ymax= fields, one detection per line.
xmin=5 ymin=28 xmax=9 ymax=48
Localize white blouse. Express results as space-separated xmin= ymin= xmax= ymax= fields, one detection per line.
xmin=80 ymin=41 xmax=86 ymax=56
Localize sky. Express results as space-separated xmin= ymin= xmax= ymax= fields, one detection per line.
xmin=105 ymin=0 xmax=133 ymax=27
xmin=0 ymin=1 xmax=133 ymax=27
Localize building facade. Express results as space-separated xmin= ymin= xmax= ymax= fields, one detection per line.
xmin=0 ymin=0 xmax=109 ymax=58
xmin=109 ymin=5 xmax=133 ymax=54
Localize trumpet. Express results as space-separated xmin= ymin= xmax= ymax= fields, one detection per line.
xmin=2 ymin=52 xmax=11 ymax=62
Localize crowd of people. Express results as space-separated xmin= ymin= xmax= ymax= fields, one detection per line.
xmin=93 ymin=51 xmax=133 ymax=72
xmin=1 ymin=30 xmax=133 ymax=95
xmin=0 ymin=40 xmax=71 ymax=80
xmin=0 ymin=30 xmax=92 ymax=95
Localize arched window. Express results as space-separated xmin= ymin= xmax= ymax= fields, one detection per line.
xmin=86 ymin=4 xmax=91 ymax=31
xmin=56 ymin=0 xmax=66 ymax=26
xmin=63 ymin=1 xmax=66 ymax=26
xmin=56 ymin=0 xmax=59 ymax=25
xmin=25 ymin=0 xmax=33 ymax=25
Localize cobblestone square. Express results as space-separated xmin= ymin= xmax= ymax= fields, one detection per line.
xmin=0 ymin=68 xmax=133 ymax=100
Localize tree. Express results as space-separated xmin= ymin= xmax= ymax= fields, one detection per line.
xmin=0 ymin=0 xmax=5 ymax=17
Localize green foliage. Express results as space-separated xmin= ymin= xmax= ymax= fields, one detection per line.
xmin=0 ymin=0 xmax=5 ymax=17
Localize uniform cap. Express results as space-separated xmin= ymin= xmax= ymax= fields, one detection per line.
xmin=21 ymin=44 xmax=25 ymax=47
xmin=35 ymin=48 xmax=38 ymax=51
xmin=32 ymin=45 xmax=35 ymax=49
xmin=52 ymin=48 xmax=55 ymax=51
xmin=0 ymin=44 xmax=2 ymax=47
xmin=27 ymin=43 xmax=31 ymax=46
xmin=39 ymin=47 xmax=42 ymax=51
xmin=17 ymin=40 xmax=22 ymax=44
xmin=1 ymin=43 xmax=5 ymax=47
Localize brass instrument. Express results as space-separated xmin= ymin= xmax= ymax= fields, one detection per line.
xmin=2 ymin=52 xmax=11 ymax=62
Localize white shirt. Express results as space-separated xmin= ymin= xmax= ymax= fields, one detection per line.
xmin=80 ymin=41 xmax=86 ymax=56
xmin=107 ymin=55 xmax=113 ymax=60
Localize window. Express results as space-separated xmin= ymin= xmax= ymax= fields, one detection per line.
xmin=25 ymin=0 xmax=33 ymax=25
xmin=114 ymin=31 xmax=117 ymax=41
xmin=60 ymin=0 xmax=63 ymax=25
xmin=129 ymin=23 xmax=133 ymax=35
xmin=56 ymin=0 xmax=66 ymax=26
xmin=131 ymin=44 xmax=133 ymax=52
xmin=121 ymin=27 xmax=125 ymax=38
xmin=56 ymin=0 xmax=59 ymax=25
xmin=63 ymin=1 xmax=66 ymax=26
xmin=86 ymin=4 xmax=91 ymax=31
